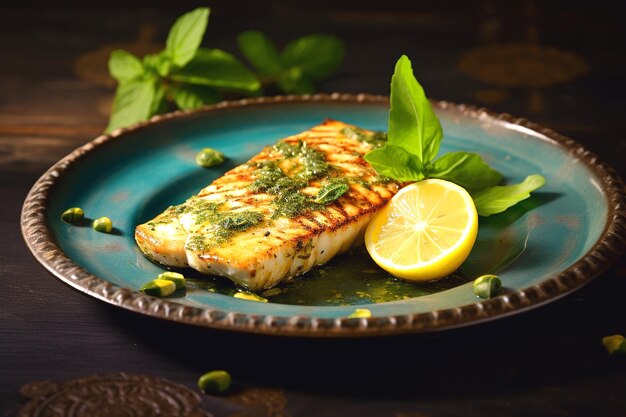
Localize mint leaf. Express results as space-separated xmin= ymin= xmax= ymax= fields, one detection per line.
xmin=172 ymin=84 xmax=220 ymax=110
xmin=108 ymin=50 xmax=144 ymax=82
xmin=165 ymin=7 xmax=210 ymax=68
xmin=106 ymin=78 xmax=155 ymax=133
xmin=170 ymin=48 xmax=260 ymax=92
xmin=237 ymin=30 xmax=281 ymax=76
xmin=389 ymin=55 xmax=443 ymax=163
xmin=280 ymin=34 xmax=344 ymax=80
xmin=473 ymin=175 xmax=546 ymax=216
xmin=364 ymin=145 xmax=425 ymax=182
xmin=277 ymin=67 xmax=315 ymax=94
xmin=429 ymin=151 xmax=503 ymax=191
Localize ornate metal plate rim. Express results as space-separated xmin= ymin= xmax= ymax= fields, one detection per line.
xmin=20 ymin=93 xmax=626 ymax=337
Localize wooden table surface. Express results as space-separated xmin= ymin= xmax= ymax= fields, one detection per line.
xmin=2 ymin=2 xmax=625 ymax=416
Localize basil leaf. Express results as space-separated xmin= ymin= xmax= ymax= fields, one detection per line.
xmin=472 ymin=174 xmax=546 ymax=217
xmin=364 ymin=145 xmax=425 ymax=182
xmin=142 ymin=54 xmax=159 ymax=71
xmin=314 ymin=179 xmax=349 ymax=204
xmin=170 ymin=48 xmax=260 ymax=92
xmin=142 ymin=52 xmax=172 ymax=77
xmin=165 ymin=7 xmax=210 ymax=68
xmin=172 ymin=84 xmax=220 ymax=110
xmin=157 ymin=52 xmax=173 ymax=77
xmin=280 ymin=34 xmax=344 ymax=80
xmin=108 ymin=50 xmax=144 ymax=82
xmin=105 ymin=77 xmax=155 ymax=133
xmin=277 ymin=67 xmax=315 ymax=94
xmin=237 ymin=30 xmax=282 ymax=76
xmin=429 ymin=151 xmax=503 ymax=191
xmin=150 ymin=80 xmax=169 ymax=115
xmin=389 ymin=55 xmax=443 ymax=163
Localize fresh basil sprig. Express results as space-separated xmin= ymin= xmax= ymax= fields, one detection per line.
xmin=472 ymin=174 xmax=546 ymax=216
xmin=364 ymin=55 xmax=545 ymax=217
xmin=237 ymin=30 xmax=344 ymax=94
xmin=106 ymin=9 xmax=345 ymax=132
xmin=107 ymin=8 xmax=260 ymax=133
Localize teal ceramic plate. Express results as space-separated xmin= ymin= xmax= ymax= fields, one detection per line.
xmin=21 ymin=94 xmax=626 ymax=336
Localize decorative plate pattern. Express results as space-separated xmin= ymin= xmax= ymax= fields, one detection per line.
xmin=20 ymin=94 xmax=626 ymax=336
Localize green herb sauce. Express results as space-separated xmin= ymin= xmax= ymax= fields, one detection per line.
xmin=273 ymin=140 xmax=330 ymax=181
xmin=341 ymin=127 xmax=387 ymax=148
xmin=248 ymin=141 xmax=350 ymax=218
xmin=249 ymin=162 xmax=307 ymax=194
xmin=159 ymin=198 xmax=264 ymax=251
xmin=185 ymin=234 xmax=209 ymax=251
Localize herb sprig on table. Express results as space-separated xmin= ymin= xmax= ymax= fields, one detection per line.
xmin=106 ymin=8 xmax=344 ymax=133
xmin=364 ymin=55 xmax=545 ymax=216
xmin=237 ymin=30 xmax=344 ymax=94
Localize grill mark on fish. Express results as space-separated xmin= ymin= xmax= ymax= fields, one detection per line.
xmin=302 ymin=211 xmax=324 ymax=231
xmin=332 ymin=201 xmax=349 ymax=219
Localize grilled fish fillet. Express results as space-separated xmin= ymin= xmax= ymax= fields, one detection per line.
xmin=135 ymin=120 xmax=399 ymax=290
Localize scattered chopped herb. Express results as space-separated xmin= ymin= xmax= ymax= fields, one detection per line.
xmin=347 ymin=308 xmax=372 ymax=318
xmin=233 ymin=291 xmax=268 ymax=302
xmin=61 ymin=207 xmax=85 ymax=225
xmin=140 ymin=278 xmax=177 ymax=297
xmin=157 ymin=271 xmax=186 ymax=290
xmin=195 ymin=148 xmax=225 ymax=168
xmin=602 ymin=335 xmax=626 ymax=355
xmin=92 ymin=217 xmax=113 ymax=233
xmin=473 ymin=274 xmax=502 ymax=298
xmin=198 ymin=370 xmax=232 ymax=394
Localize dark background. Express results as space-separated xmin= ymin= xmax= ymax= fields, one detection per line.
xmin=2 ymin=1 xmax=625 ymax=416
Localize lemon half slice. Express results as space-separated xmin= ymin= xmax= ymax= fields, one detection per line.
xmin=365 ymin=179 xmax=478 ymax=281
